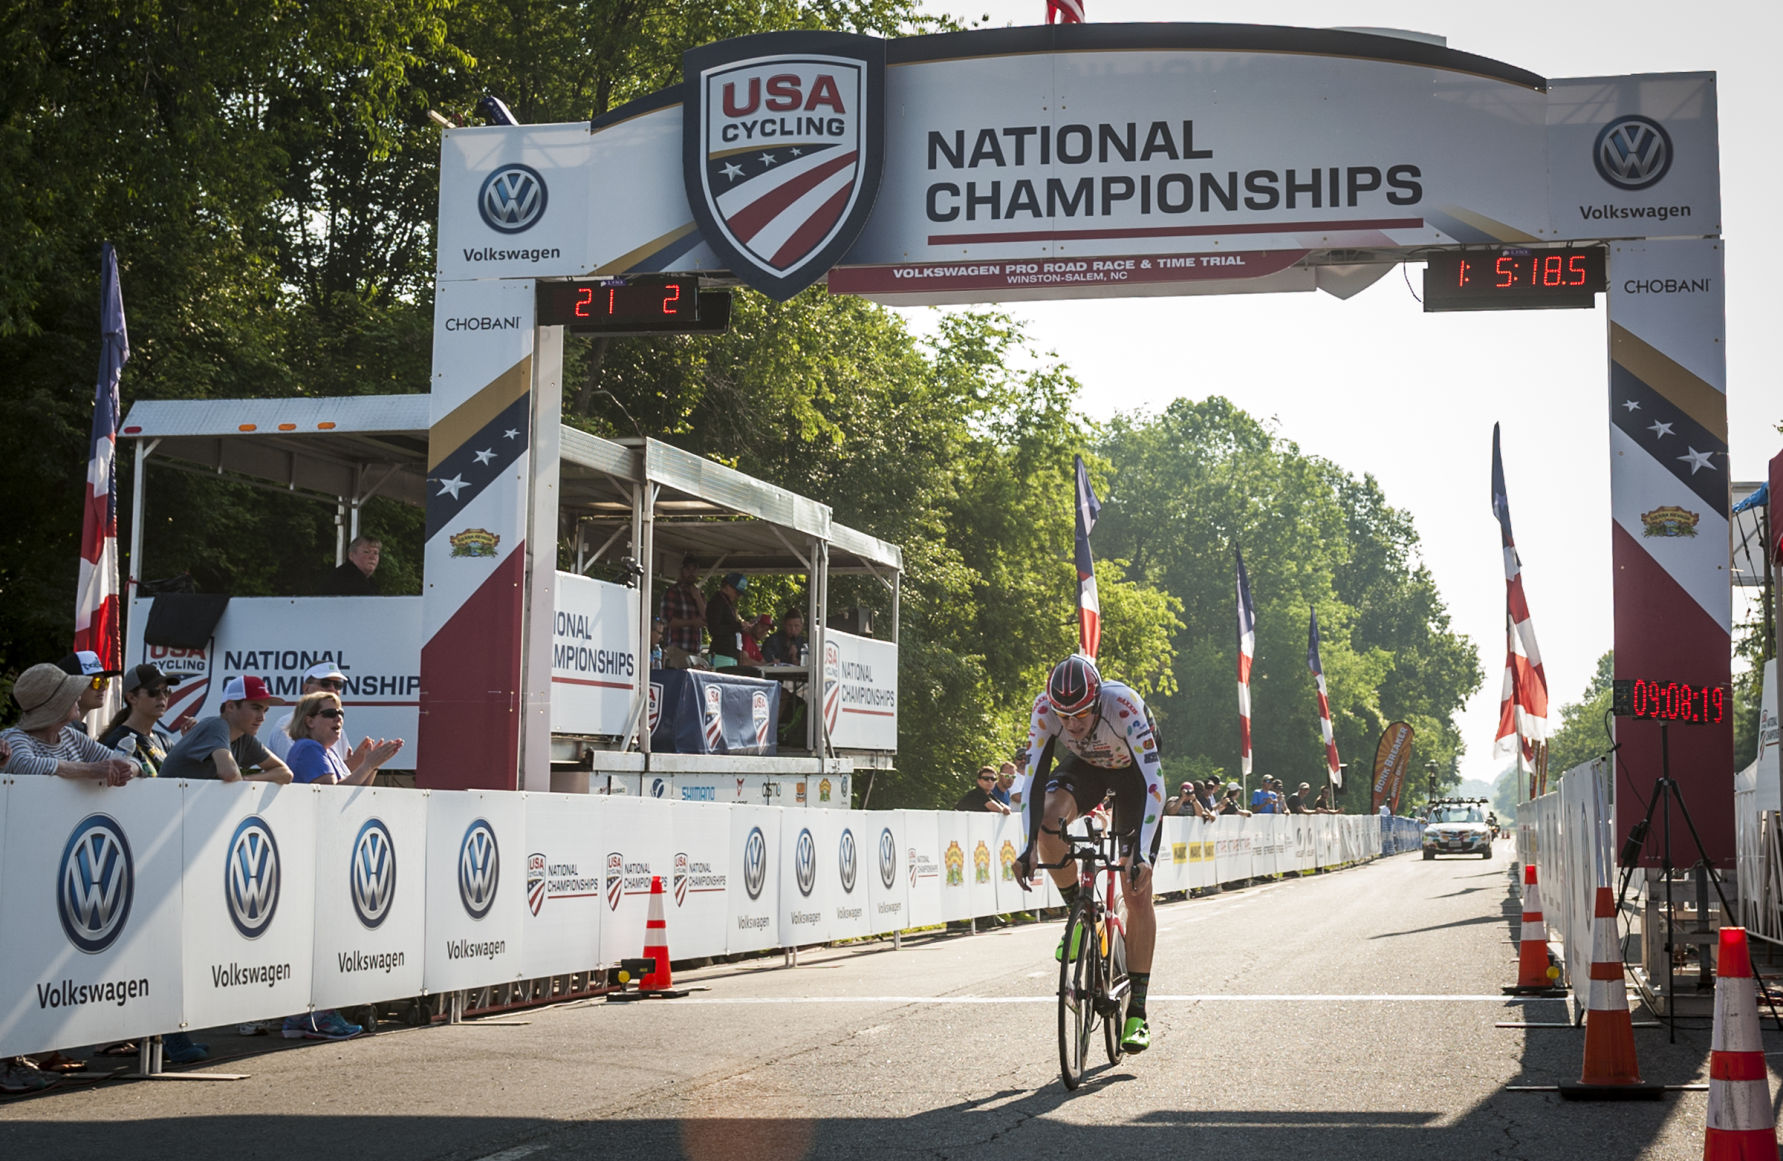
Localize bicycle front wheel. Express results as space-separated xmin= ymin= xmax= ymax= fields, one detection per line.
xmin=1103 ymin=922 xmax=1130 ymax=1065
xmin=1057 ymin=899 xmax=1098 ymax=1089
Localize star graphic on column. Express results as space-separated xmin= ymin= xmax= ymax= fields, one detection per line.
xmin=503 ymin=428 xmax=519 ymax=440
xmin=1646 ymin=420 xmax=1674 ymax=439
xmin=759 ymin=152 xmax=779 ymax=166
xmin=436 ymin=474 xmax=469 ymax=498
xmin=789 ymin=147 xmax=804 ymax=157
xmin=472 ymin=448 xmax=496 ymax=466
xmin=1676 ymin=447 xmax=1715 ymax=475
xmin=1621 ymin=400 xmax=1641 ymax=412
xmin=721 ymin=160 xmax=744 ymax=181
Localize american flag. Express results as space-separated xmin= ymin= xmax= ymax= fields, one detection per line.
xmin=1048 ymin=0 xmax=1085 ymax=23
xmin=1491 ymin=424 xmax=1548 ymax=780
xmin=75 ymin=242 xmax=126 ymax=717
xmin=1235 ymin=547 xmax=1256 ymax=779
xmin=1073 ymin=455 xmax=1101 ymax=659
xmin=1307 ymin=607 xmax=1341 ymax=786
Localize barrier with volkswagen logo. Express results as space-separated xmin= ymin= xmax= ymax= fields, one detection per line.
xmin=0 ymin=777 xmax=1392 ymax=1058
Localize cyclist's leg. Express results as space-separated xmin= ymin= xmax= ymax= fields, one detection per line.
xmin=1035 ymin=787 xmax=1081 ymax=890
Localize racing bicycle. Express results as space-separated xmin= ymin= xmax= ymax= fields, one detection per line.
xmin=1037 ymin=810 xmax=1132 ymax=1089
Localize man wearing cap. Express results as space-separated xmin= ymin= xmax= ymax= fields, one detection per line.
xmin=705 ymin=572 xmax=749 ymax=667
xmin=56 ymin=649 xmax=122 ymax=733
xmin=267 ymin=663 xmax=351 ymax=763
xmin=159 ymin=676 xmax=293 ymax=783
xmin=1 ymin=663 xmax=139 ymax=784
xmin=97 ymin=664 xmax=186 ymax=777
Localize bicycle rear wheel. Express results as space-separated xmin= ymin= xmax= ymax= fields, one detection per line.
xmin=1102 ymin=922 xmax=1130 ymax=1065
xmin=1057 ymin=899 xmax=1098 ymax=1089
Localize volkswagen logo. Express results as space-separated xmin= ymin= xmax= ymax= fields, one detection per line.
xmin=838 ymin=828 xmax=858 ymax=894
xmin=350 ymin=819 xmax=396 ymax=930
xmin=58 ymin=814 xmax=133 ymax=954
xmin=742 ymin=826 xmax=768 ymax=900
xmin=794 ymin=828 xmax=817 ymax=897
xmin=458 ymin=819 xmax=500 ymax=920
xmin=878 ymin=827 xmax=897 ymax=890
xmin=1594 ymin=115 xmax=1672 ymax=191
xmin=478 ymin=163 xmax=547 ymax=233
xmin=224 ymin=816 xmax=281 ymax=940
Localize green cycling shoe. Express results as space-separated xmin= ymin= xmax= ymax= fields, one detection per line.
xmin=1054 ymin=922 xmax=1085 ymax=962
xmin=1120 ymin=1015 xmax=1151 ymax=1053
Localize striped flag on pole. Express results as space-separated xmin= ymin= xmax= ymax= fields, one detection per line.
xmin=1307 ymin=607 xmax=1342 ymax=786
xmin=75 ymin=242 xmax=127 ymax=699
xmin=1491 ymin=424 xmax=1549 ymax=780
xmin=1047 ymin=0 xmax=1085 ymax=23
xmin=1073 ymin=454 xmax=1102 ymax=659
xmin=1235 ymin=547 xmax=1256 ymax=779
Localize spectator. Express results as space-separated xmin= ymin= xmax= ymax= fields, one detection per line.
xmin=992 ymin=762 xmax=1016 ymax=808
xmin=284 ymin=690 xmax=402 ymax=785
xmin=762 ymin=609 xmax=806 ymax=665
xmin=98 ymin=664 xmax=184 ymax=777
xmin=954 ymin=766 xmax=1010 ymax=813
xmin=1218 ymin=782 xmax=1252 ymax=817
xmin=323 ymin=535 xmax=381 ymax=596
xmin=1163 ymin=780 xmax=1197 ymax=817
xmin=705 ymin=572 xmax=748 ymax=667
xmin=268 ymin=663 xmax=350 ymax=763
xmin=56 ymin=649 xmax=121 ymax=734
xmin=1 ymin=663 xmax=139 ymax=785
xmin=659 ymin=558 xmax=707 ymax=667
xmin=649 ymin=616 xmax=664 ymax=668
xmin=159 ymin=676 xmax=293 ymax=784
xmin=1198 ymin=780 xmax=1220 ymax=812
xmin=1249 ymin=780 xmax=1272 ymax=813
xmin=1285 ymin=781 xmax=1313 ymax=815
xmin=740 ymin=613 xmax=772 ymax=664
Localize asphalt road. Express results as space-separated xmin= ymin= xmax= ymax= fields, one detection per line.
xmin=1 ymin=844 xmax=1759 ymax=1160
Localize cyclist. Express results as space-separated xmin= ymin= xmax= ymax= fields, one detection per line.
xmin=1013 ymin=654 xmax=1164 ymax=1054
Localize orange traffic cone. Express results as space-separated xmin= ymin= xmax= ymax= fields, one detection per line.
xmin=1505 ymin=863 xmax=1564 ymax=995
xmin=1704 ymin=927 xmax=1778 ymax=1160
xmin=1559 ymin=885 xmax=1662 ymax=1100
xmin=639 ymin=875 xmax=681 ymax=994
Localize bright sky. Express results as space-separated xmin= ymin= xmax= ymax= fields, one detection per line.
xmin=905 ymin=0 xmax=1780 ymax=787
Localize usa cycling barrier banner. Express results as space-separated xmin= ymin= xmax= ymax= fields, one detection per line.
xmin=867 ymin=813 xmax=910 ymax=935
xmin=668 ymin=799 xmax=732 ymax=959
xmin=0 ymin=777 xmax=185 ymax=1058
xmin=727 ymin=805 xmax=782 ymax=954
xmin=181 ymin=781 xmax=318 ymax=1030
xmin=779 ymin=816 xmax=831 ymax=948
xmin=596 ymin=795 xmax=677 ymax=965
xmin=519 ymin=792 xmax=606 ymax=979
xmin=819 ymin=810 xmax=875 ymax=942
xmin=549 ymin=572 xmax=640 ymax=738
xmin=649 ymin=668 xmax=781 ymax=756
xmin=422 ymin=790 xmax=525 ymax=993
xmin=964 ymin=814 xmax=1000 ymax=919
xmin=934 ymin=812 xmax=973 ymax=924
xmin=823 ymin=631 xmax=898 ymax=751
xmin=310 ymin=786 xmax=427 ymax=1010
xmin=901 ymin=809 xmax=945 ymax=930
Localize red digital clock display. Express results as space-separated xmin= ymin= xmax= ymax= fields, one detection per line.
xmin=1612 ymin=678 xmax=1726 ymax=724
xmin=1422 ymin=247 xmax=1606 ymax=313
xmin=536 ymin=277 xmax=698 ymax=329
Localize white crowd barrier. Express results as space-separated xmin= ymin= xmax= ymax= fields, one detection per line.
xmin=0 ymin=775 xmax=1380 ymax=1058
xmin=1523 ymin=758 xmax=1614 ymax=990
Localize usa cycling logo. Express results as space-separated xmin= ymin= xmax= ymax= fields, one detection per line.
xmin=742 ymin=826 xmax=768 ymax=900
xmin=838 ymin=828 xmax=858 ymax=894
xmin=458 ymin=819 xmax=500 ymax=920
xmin=793 ymin=828 xmax=817 ymax=897
xmin=224 ymin=816 xmax=281 ymax=940
xmin=350 ymin=818 xmax=396 ymax=930
xmin=58 ymin=814 xmax=134 ymax=954
xmin=1594 ymin=116 xmax=1672 ymax=191
xmin=478 ymin=164 xmax=547 ymax=233
xmin=878 ymin=827 xmax=897 ymax=890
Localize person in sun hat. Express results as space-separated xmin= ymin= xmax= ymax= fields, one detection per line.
xmin=1 ymin=662 xmax=140 ymax=784
xmin=158 ymin=675 xmax=293 ymax=783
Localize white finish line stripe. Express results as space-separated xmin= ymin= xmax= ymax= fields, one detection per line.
xmin=674 ymin=994 xmax=1554 ymax=1005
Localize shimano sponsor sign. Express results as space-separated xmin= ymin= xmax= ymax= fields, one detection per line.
xmin=311 ymin=788 xmax=426 ymax=1009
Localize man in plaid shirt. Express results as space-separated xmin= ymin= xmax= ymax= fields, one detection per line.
xmin=659 ymin=557 xmax=707 ymax=666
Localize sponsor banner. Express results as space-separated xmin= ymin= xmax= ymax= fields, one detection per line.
xmin=595 ymin=796 xmax=677 ymax=965
xmin=1288 ymin=812 xmax=1318 ymax=876
xmin=0 ymin=778 xmax=185 ymax=1058
xmin=823 ymin=631 xmax=897 ymax=751
xmin=1154 ymin=816 xmax=1187 ymax=896
xmin=437 ymin=123 xmax=592 ymax=282
xmin=1547 ymin=75 xmax=1720 ymax=242
xmin=964 ymin=813 xmax=999 ymax=921
xmin=819 ymin=810 xmax=873 ymax=941
xmin=668 ymin=803 xmax=732 ymax=960
xmin=934 ymin=812 xmax=971 ymax=924
xmin=650 ymin=668 xmax=780 ymax=755
xmin=127 ymin=596 xmax=422 ymax=761
xmin=549 ymin=573 xmax=641 ymax=737
xmin=901 ymin=810 xmax=944 ymax=930
xmin=180 ymin=782 xmax=317 ymax=1030
xmin=865 ymin=812 xmax=909 ymax=936
xmin=778 ymin=815 xmax=830 ymax=948
xmin=727 ymin=806 xmax=782 ymax=954
xmin=519 ymin=793 xmax=606 ymax=978
xmin=991 ymin=811 xmax=1038 ymax=915
xmin=421 ymin=790 xmax=525 ymax=992
xmin=1212 ymin=815 xmax=1250 ymax=884
xmin=827 ymin=249 xmax=1309 ymax=302
xmin=310 ymin=786 xmax=427 ymax=1009
xmin=1371 ymin=722 xmax=1415 ymax=814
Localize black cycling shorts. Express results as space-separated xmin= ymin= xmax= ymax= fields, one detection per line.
xmin=1042 ymin=751 xmax=1163 ymax=866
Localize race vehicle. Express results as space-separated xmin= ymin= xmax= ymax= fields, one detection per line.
xmin=1422 ymin=798 xmax=1493 ymax=860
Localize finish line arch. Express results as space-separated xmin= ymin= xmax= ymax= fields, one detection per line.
xmin=423 ymin=22 xmax=1730 ymax=864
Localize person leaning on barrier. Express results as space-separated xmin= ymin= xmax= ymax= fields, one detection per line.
xmin=1 ymin=663 xmax=139 ymax=785
xmin=267 ymin=662 xmax=351 ymax=763
xmin=954 ymin=766 xmax=1010 ymax=813
xmin=55 ymin=649 xmax=122 ymax=734
xmin=159 ymin=675 xmax=293 ymax=784
xmin=284 ymin=690 xmax=402 ymax=785
xmin=98 ymin=663 xmax=184 ymax=777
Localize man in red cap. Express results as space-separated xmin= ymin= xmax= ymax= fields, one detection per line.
xmin=159 ymin=675 xmax=293 ymax=783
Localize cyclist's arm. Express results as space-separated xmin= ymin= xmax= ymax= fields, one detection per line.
xmin=1022 ymin=733 xmax=1059 ymax=856
xmin=1119 ymin=694 xmax=1165 ymax=863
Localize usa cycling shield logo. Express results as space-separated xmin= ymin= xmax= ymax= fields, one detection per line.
xmin=683 ymin=31 xmax=885 ymax=301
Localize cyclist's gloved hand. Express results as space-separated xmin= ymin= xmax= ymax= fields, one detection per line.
xmin=1126 ymin=857 xmax=1153 ymax=892
xmin=1013 ymin=848 xmax=1034 ymax=890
